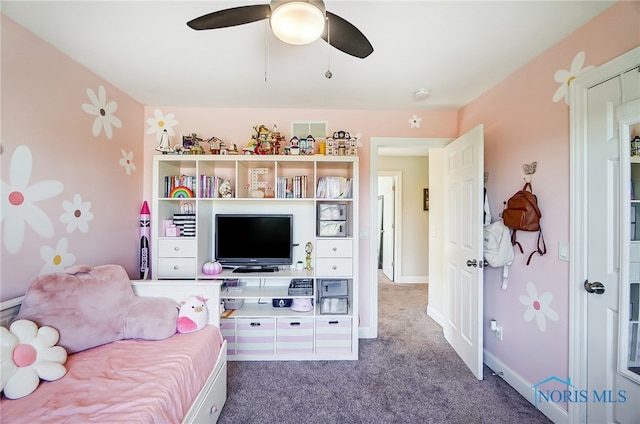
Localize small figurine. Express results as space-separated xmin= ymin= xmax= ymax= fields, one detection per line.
xmin=306 ymin=135 xmax=315 ymax=155
xmin=290 ymin=136 xmax=300 ymax=155
xmin=155 ymin=129 xmax=175 ymax=154
xmin=207 ymin=136 xmax=222 ymax=154
xmin=304 ymin=242 xmax=313 ymax=270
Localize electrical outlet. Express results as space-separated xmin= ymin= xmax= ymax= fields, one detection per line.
xmin=495 ymin=325 xmax=503 ymax=341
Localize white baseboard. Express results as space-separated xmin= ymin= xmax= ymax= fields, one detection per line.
xmin=395 ymin=276 xmax=428 ymax=284
xmin=426 ymin=305 xmax=445 ymax=328
xmin=484 ymin=350 xmax=568 ymax=424
xmin=358 ymin=325 xmax=376 ymax=339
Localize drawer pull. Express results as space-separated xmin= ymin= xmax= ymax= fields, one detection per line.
xmin=332 ymin=265 xmax=337 ymax=270
xmin=210 ymin=405 xmax=218 ymax=415
xmin=290 ymin=322 xmax=301 ymax=326
xmin=174 ymin=246 xmax=180 ymax=251
xmin=328 ymin=320 xmax=339 ymax=325
xmin=173 ymin=265 xmax=179 ymax=270
xmin=250 ymin=322 xmax=261 ymax=327
xmin=332 ymin=247 xmax=337 ymax=251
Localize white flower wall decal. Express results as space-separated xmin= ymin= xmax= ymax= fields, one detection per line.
xmin=552 ymin=51 xmax=595 ymax=105
xmin=146 ymin=109 xmax=178 ymax=142
xmin=119 ymin=149 xmax=137 ymax=175
xmin=82 ymin=85 xmax=122 ymax=139
xmin=519 ymin=281 xmax=559 ymax=332
xmin=39 ymin=237 xmax=76 ymax=274
xmin=1 ymin=146 xmax=63 ymax=254
xmin=409 ymin=115 xmax=422 ymax=128
xmin=60 ymin=194 xmax=94 ymax=234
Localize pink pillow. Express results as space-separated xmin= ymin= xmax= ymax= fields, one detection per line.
xmin=15 ymin=264 xmax=178 ymax=353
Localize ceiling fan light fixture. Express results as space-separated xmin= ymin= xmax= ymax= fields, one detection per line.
xmin=270 ymin=1 xmax=325 ymax=45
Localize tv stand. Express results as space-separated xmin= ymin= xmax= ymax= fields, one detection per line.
xmin=232 ymin=266 xmax=278 ymax=273
xmin=151 ymin=155 xmax=359 ymax=361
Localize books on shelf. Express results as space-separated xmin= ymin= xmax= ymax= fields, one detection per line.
xmin=199 ymin=174 xmax=229 ymax=198
xmin=164 ymin=175 xmax=197 ymax=197
xmin=316 ymin=176 xmax=352 ymax=199
xmin=277 ymin=175 xmax=308 ymax=198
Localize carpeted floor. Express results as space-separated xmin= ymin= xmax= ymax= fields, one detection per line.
xmin=217 ymin=272 xmax=552 ymax=424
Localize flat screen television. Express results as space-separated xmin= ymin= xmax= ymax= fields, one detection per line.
xmin=215 ymin=214 xmax=293 ymax=272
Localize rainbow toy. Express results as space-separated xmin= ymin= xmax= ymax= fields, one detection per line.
xmin=169 ymin=186 xmax=194 ymax=198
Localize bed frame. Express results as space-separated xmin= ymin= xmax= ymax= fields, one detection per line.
xmin=1 ymin=280 xmax=227 ymax=424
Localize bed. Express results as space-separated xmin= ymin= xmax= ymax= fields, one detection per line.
xmin=0 ymin=267 xmax=227 ymax=424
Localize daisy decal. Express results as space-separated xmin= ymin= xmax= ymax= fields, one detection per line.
xmin=81 ymin=85 xmax=122 ymax=139
xmin=1 ymin=145 xmax=64 ymax=254
xmin=519 ymin=281 xmax=559 ymax=332
xmin=409 ymin=115 xmax=422 ymax=128
xmin=119 ymin=149 xmax=137 ymax=175
xmin=40 ymin=238 xmax=76 ymax=274
xmin=552 ymin=51 xmax=594 ymax=105
xmin=146 ymin=109 xmax=178 ymax=142
xmin=60 ymin=194 xmax=94 ymax=234
xmin=0 ymin=319 xmax=67 ymax=399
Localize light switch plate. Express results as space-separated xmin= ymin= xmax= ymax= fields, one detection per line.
xmin=559 ymin=241 xmax=569 ymax=262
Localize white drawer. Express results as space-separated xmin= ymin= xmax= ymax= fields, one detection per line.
xmin=316 ymin=258 xmax=353 ymax=277
xmin=158 ymin=238 xmax=197 ymax=257
xmin=188 ymin=362 xmax=227 ymax=423
xmin=631 ymin=242 xmax=640 ymax=262
xmin=157 ymin=258 xmax=197 ymax=278
xmin=316 ymin=239 xmax=352 ymax=257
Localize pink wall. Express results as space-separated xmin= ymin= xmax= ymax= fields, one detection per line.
xmin=1 ymin=15 xmax=144 ymax=300
xmin=459 ymin=1 xmax=639 ymax=391
xmin=141 ymin=107 xmax=458 ymax=329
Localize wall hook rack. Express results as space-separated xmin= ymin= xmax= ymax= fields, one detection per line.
xmin=523 ymin=161 xmax=537 ymax=182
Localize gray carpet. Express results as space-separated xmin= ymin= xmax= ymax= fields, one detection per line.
xmin=217 ymin=273 xmax=552 ymax=424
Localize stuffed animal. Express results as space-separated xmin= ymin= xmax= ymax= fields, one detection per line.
xmin=177 ymin=296 xmax=208 ymax=333
xmin=1 ymin=319 xmax=67 ymax=399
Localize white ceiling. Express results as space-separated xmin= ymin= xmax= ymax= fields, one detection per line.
xmin=2 ymin=0 xmax=615 ymax=110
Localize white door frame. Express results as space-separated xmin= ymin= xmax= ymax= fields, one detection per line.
xmin=569 ymin=46 xmax=640 ymax=423
xmin=368 ymin=137 xmax=450 ymax=338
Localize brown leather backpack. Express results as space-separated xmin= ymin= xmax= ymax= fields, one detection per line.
xmin=502 ymin=182 xmax=546 ymax=265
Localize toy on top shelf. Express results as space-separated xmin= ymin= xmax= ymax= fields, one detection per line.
xmin=325 ymin=131 xmax=358 ymax=156
xmin=182 ymin=133 xmax=206 ymax=155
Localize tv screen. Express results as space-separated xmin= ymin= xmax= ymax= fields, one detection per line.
xmin=215 ymin=214 xmax=293 ymax=272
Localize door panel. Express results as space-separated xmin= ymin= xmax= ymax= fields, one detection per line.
xmin=586 ymin=68 xmax=640 ymax=424
xmin=443 ymin=125 xmax=484 ymax=380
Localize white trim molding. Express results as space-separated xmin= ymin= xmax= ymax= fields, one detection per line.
xmin=568 ymin=46 xmax=640 ymax=424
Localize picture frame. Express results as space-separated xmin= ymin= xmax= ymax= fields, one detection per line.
xmin=423 ymin=188 xmax=429 ymax=211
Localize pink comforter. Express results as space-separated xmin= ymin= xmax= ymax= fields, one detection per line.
xmin=1 ymin=325 xmax=223 ymax=423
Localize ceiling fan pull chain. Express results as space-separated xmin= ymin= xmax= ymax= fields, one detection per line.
xmin=264 ymin=18 xmax=268 ymax=82
xmin=325 ymin=16 xmax=332 ymax=79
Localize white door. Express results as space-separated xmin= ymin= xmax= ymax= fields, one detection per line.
xmin=584 ymin=68 xmax=640 ymax=423
xmin=443 ymin=125 xmax=484 ymax=380
xmin=571 ymin=49 xmax=640 ymax=424
xmin=378 ymin=174 xmax=397 ymax=281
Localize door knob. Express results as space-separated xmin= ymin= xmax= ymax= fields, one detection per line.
xmin=466 ymin=259 xmax=477 ymax=267
xmin=584 ymin=280 xmax=605 ymax=294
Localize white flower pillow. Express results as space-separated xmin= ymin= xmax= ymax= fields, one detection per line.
xmin=1 ymin=319 xmax=67 ymax=399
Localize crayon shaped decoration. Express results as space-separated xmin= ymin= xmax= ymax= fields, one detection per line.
xmin=139 ymin=201 xmax=150 ymax=279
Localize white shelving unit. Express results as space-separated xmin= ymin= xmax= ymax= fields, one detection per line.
xmin=151 ymin=155 xmax=359 ymax=360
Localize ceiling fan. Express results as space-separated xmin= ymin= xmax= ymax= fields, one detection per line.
xmin=187 ymin=0 xmax=374 ymax=59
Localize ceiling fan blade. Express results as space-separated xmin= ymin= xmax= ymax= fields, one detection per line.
xmin=321 ymin=11 xmax=373 ymax=59
xmin=187 ymin=4 xmax=271 ymax=30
